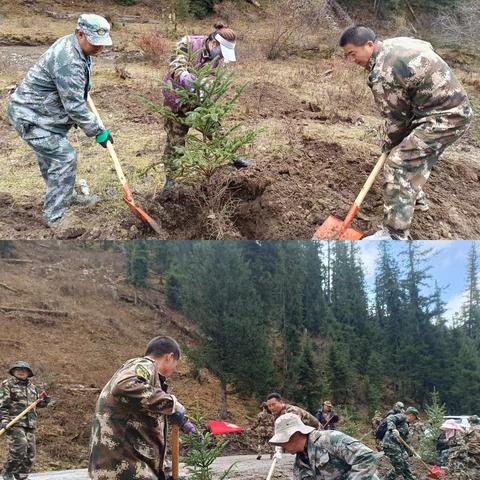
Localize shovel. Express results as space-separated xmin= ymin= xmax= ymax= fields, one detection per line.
xmin=313 ymin=152 xmax=388 ymax=240
xmin=265 ymin=457 xmax=277 ymax=480
xmin=398 ymin=436 xmax=446 ymax=479
xmin=87 ymin=94 xmax=163 ymax=235
xmin=171 ymin=424 xmax=180 ymax=480
xmin=0 ymin=391 xmax=48 ymax=437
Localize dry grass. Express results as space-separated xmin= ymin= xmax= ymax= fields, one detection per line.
xmin=136 ymin=30 xmax=170 ymax=64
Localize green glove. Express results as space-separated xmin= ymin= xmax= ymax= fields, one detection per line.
xmin=96 ymin=130 xmax=113 ymax=148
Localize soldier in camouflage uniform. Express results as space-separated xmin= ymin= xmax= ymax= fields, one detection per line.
xmin=7 ymin=14 xmax=113 ymax=237
xmin=161 ymin=23 xmax=248 ymax=188
xmin=88 ymin=336 xmax=195 ymax=480
xmin=266 ymin=392 xmax=321 ymax=429
xmin=339 ymin=26 xmax=472 ymax=240
xmin=250 ymin=402 xmax=274 ymax=459
xmin=0 ymin=361 xmax=51 ymax=480
xmin=381 ymin=407 xmax=419 ymax=480
xmin=270 ymin=413 xmax=381 ymax=480
xmin=407 ymin=408 xmax=424 ymax=450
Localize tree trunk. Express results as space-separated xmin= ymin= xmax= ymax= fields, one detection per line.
xmin=219 ymin=381 xmax=228 ymax=419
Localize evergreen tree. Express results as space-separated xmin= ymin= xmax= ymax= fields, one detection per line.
xmin=126 ymin=241 xmax=149 ymax=288
xmin=294 ymin=339 xmax=322 ymax=413
xmin=462 ymin=243 xmax=480 ymax=339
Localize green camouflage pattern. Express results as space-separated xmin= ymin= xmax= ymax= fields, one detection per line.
xmin=0 ymin=376 xmax=46 ymax=429
xmin=8 ymin=362 xmax=33 ymax=378
xmin=381 ymin=414 xmax=416 ymax=480
xmin=294 ymin=430 xmax=380 ymax=480
xmin=88 ymin=357 xmax=176 ymax=480
xmin=250 ymin=408 xmax=275 ymax=456
xmin=436 ymin=430 xmax=465 ymax=467
xmin=408 ymin=420 xmax=425 ymax=449
xmin=8 ymin=33 xmax=103 ymax=137
xmin=275 ymin=404 xmax=321 ymax=430
xmin=367 ymin=37 xmax=472 ymax=234
xmin=2 ymin=426 xmax=36 ymax=480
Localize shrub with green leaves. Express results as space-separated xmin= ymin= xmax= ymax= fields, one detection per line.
xmin=145 ymin=46 xmax=256 ymax=184
xmin=182 ymin=416 xmax=236 ymax=480
xmin=419 ymin=388 xmax=447 ymax=463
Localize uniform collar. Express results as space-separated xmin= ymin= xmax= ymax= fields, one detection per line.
xmin=367 ymin=40 xmax=383 ymax=72
xmin=144 ymin=357 xmax=169 ymax=390
xmin=72 ymin=33 xmax=89 ymax=62
xmin=12 ymin=376 xmax=30 ymax=386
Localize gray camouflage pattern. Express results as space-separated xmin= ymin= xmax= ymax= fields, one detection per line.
xmin=294 ymin=430 xmax=380 ymax=480
xmin=367 ymin=37 xmax=472 ymax=234
xmin=7 ymin=33 xmax=103 ymax=223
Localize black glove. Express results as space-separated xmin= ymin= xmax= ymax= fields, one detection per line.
xmin=42 ymin=395 xmax=51 ymax=405
xmin=233 ymin=158 xmax=251 ymax=169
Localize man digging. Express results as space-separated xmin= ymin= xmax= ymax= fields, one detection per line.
xmin=8 ymin=14 xmax=113 ymax=239
xmin=339 ymin=25 xmax=472 ymax=240
xmin=88 ymin=335 xmax=195 ymax=480
xmin=270 ymin=413 xmax=381 ymax=480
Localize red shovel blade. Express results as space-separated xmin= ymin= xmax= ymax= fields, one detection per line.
xmin=428 ymin=465 xmax=446 ymax=479
xmin=312 ymin=215 xmax=363 ymax=240
xmin=122 ymin=186 xmax=163 ymax=235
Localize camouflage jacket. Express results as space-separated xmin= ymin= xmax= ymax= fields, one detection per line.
xmin=294 ymin=430 xmax=380 ymax=480
xmin=0 ymin=377 xmax=47 ymax=429
xmin=408 ymin=420 xmax=425 ymax=447
xmin=275 ymin=404 xmax=321 ymax=429
xmin=88 ymin=357 xmax=176 ymax=480
xmin=250 ymin=410 xmax=274 ymax=437
xmin=8 ymin=33 xmax=103 ymax=137
xmin=381 ymin=413 xmax=410 ymax=449
xmin=367 ymin=37 xmax=472 ymax=151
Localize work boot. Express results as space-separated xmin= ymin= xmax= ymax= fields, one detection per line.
xmin=232 ymin=158 xmax=251 ymax=169
xmin=47 ymin=211 xmax=86 ymax=239
xmin=364 ymin=227 xmax=409 ymax=240
xmin=414 ymin=197 xmax=429 ymax=212
xmin=256 ymin=455 xmax=262 ymax=460
xmin=71 ymin=191 xmax=100 ymax=207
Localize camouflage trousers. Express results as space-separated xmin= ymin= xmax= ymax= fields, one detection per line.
xmin=2 ymin=427 xmax=36 ymax=479
xmin=9 ymin=118 xmax=77 ymax=224
xmin=383 ymin=444 xmax=416 ymax=480
xmin=383 ymin=122 xmax=469 ymax=235
xmin=162 ymin=116 xmax=189 ymax=177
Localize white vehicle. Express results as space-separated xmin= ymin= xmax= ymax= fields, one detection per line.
xmin=443 ymin=415 xmax=472 ymax=428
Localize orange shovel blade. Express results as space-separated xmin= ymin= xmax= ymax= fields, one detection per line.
xmin=122 ymin=186 xmax=163 ymax=235
xmin=312 ymin=215 xmax=364 ymax=240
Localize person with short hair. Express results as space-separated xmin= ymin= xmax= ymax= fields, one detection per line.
xmin=88 ymin=336 xmax=195 ymax=480
xmin=0 ymin=361 xmax=51 ymax=480
xmin=266 ymin=393 xmax=320 ymax=429
xmin=316 ymin=400 xmax=339 ymax=430
xmin=250 ymin=402 xmax=274 ymax=460
xmin=269 ymin=413 xmax=380 ymax=480
xmin=161 ymin=22 xmax=249 ymax=189
xmin=339 ymin=25 xmax=472 ymax=240
xmin=8 ymin=14 xmax=113 ymax=238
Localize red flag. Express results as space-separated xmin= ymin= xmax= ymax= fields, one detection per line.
xmin=207 ymin=420 xmax=244 ymax=435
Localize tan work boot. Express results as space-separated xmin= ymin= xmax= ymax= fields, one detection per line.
xmin=47 ymin=211 xmax=86 ymax=239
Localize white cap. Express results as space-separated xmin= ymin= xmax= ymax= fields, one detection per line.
xmin=214 ymin=33 xmax=236 ymax=63
xmin=269 ymin=413 xmax=315 ymax=444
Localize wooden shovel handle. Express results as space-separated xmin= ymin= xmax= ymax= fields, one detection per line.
xmin=266 ymin=457 xmax=277 ymax=480
xmin=87 ymin=94 xmax=128 ymax=187
xmin=171 ymin=424 xmax=180 ymax=480
xmin=354 ymin=152 xmax=388 ymax=208
xmin=0 ymin=395 xmax=46 ymax=437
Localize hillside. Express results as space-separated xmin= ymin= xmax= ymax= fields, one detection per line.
xmin=0 ymin=242 xmax=256 ymax=470
xmin=0 ymin=0 xmax=479 ymax=239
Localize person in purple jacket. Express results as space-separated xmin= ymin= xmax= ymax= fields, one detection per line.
xmin=161 ymin=23 xmax=249 ymax=189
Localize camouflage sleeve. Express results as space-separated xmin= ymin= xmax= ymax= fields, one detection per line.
xmin=0 ymin=381 xmax=11 ymax=421
xmin=385 ymin=414 xmax=399 ymax=432
xmin=111 ymin=362 xmax=175 ymax=415
xmin=54 ymin=62 xmax=103 ymax=137
xmin=169 ymin=37 xmax=193 ymax=83
xmin=328 ymin=433 xmax=379 ymax=480
xmin=302 ymin=409 xmax=321 ymax=429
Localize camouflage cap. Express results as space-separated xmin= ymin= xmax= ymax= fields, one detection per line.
xmin=77 ymin=14 xmax=112 ymax=47
xmin=323 ymin=400 xmax=333 ymax=407
xmin=394 ymin=401 xmax=405 ymax=412
xmin=9 ymin=361 xmax=34 ymax=377
xmin=469 ymin=415 xmax=479 ymax=425
xmin=405 ymin=407 xmax=419 ymax=417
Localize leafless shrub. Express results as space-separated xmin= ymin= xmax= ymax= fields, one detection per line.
xmin=431 ymin=0 xmax=480 ymax=53
xmin=136 ymin=31 xmax=170 ymax=64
